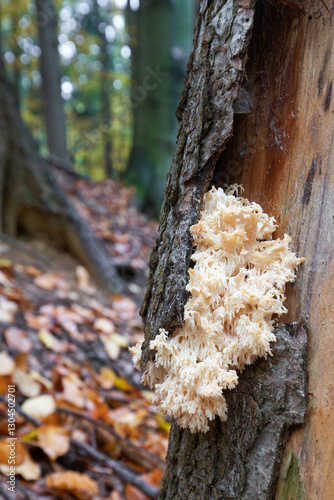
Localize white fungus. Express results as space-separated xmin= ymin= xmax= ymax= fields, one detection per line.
xmin=130 ymin=186 xmax=304 ymax=433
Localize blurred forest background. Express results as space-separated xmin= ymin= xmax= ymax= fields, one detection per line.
xmin=0 ymin=2 xmax=197 ymax=498
xmin=1 ymin=0 xmax=195 ymax=215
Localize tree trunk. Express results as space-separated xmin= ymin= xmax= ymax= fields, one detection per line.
xmin=140 ymin=0 xmax=333 ymax=498
xmin=127 ymin=0 xmax=194 ymax=215
xmin=0 ymin=61 xmax=128 ymax=296
xmin=100 ymin=32 xmax=113 ymax=179
xmin=35 ymin=0 xmax=68 ymax=161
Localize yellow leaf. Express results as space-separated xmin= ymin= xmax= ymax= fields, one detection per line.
xmin=38 ymin=329 xmax=63 ymax=352
xmin=155 ymin=413 xmax=172 ymax=432
xmin=110 ymin=332 xmax=128 ymax=347
xmin=114 ymin=377 xmax=135 ymax=392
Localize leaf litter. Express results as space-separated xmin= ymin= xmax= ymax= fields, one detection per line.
xmin=0 ymin=178 xmax=168 ymax=499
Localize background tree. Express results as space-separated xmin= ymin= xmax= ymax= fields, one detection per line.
xmin=0 ymin=55 xmax=128 ymax=295
xmin=126 ymin=0 xmax=194 ymax=215
xmin=36 ymin=0 xmax=68 ymax=161
xmin=140 ymin=0 xmax=334 ymax=498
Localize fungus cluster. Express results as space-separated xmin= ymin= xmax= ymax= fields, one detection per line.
xmin=130 ymin=187 xmax=304 ymax=433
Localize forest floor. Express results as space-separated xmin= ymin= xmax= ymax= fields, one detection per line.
xmin=0 ymin=177 xmax=169 ymax=500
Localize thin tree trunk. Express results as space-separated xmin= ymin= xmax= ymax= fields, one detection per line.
xmin=35 ymin=0 xmax=68 ymax=161
xmin=101 ymin=33 xmax=113 ymax=179
xmin=140 ymin=0 xmax=333 ymax=498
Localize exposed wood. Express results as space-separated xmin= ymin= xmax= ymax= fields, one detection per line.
xmin=141 ymin=0 xmax=333 ymax=498
xmin=213 ymin=1 xmax=334 ymax=497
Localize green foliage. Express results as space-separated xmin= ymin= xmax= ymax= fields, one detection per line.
xmin=1 ymin=0 xmax=133 ymax=179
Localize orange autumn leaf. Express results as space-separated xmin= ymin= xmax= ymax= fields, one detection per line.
xmin=0 ymin=440 xmax=25 ymax=465
xmin=37 ymin=425 xmax=70 ymax=460
xmin=45 ymin=470 xmax=99 ymax=499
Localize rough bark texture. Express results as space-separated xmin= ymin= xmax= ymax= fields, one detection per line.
xmin=140 ymin=0 xmax=255 ymax=369
xmin=0 ymin=62 xmax=128 ymax=295
xmin=160 ymin=323 xmax=308 ymax=500
xmin=139 ymin=0 xmax=334 ymax=497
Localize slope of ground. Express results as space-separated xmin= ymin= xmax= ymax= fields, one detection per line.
xmin=0 ymin=178 xmax=167 ymax=500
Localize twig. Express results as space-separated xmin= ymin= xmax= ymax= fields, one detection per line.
xmin=0 ymin=478 xmax=14 ymax=500
xmin=57 ymin=406 xmax=165 ymax=471
xmin=71 ymin=439 xmax=160 ymax=498
xmin=0 ymin=396 xmax=41 ymax=427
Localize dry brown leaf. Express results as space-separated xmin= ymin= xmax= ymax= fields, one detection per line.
xmin=34 ymin=272 xmax=69 ymax=291
xmin=4 ymin=327 xmax=32 ymax=353
xmin=0 ymin=449 xmax=41 ymax=480
xmin=37 ymin=425 xmax=70 ymax=460
xmin=45 ymin=470 xmax=99 ymax=499
xmin=23 ymin=265 xmax=42 ymax=277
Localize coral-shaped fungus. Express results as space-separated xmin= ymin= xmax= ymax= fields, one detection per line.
xmin=130 ymin=187 xmax=304 ymax=433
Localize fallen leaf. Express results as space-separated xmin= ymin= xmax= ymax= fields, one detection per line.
xmin=97 ymin=367 xmax=116 ymax=390
xmin=110 ymin=332 xmax=128 ymax=348
xmin=0 ymin=296 xmax=18 ymax=322
xmin=45 ymin=471 xmax=99 ymax=499
xmin=13 ymin=368 xmax=41 ymax=397
xmin=0 ymin=449 xmax=41 ymax=480
xmin=0 ymin=440 xmax=25 ymax=465
xmin=94 ymin=317 xmax=115 ymax=334
xmin=23 ymin=265 xmax=42 ymax=277
xmin=21 ymin=394 xmax=56 ymax=419
xmin=38 ymin=329 xmax=64 ymax=352
xmin=37 ymin=425 xmax=70 ymax=460
xmin=75 ymin=266 xmax=91 ymax=291
xmin=102 ymin=335 xmax=121 ymax=360
xmin=34 ymin=272 xmax=69 ymax=291
xmin=4 ymin=327 xmax=32 ymax=352
xmin=0 ymin=352 xmax=15 ymax=375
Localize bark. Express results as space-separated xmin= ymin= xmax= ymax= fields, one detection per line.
xmin=0 ymin=62 xmax=128 ymax=295
xmin=140 ymin=0 xmax=334 ymax=498
xmin=35 ymin=0 xmax=68 ymax=161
